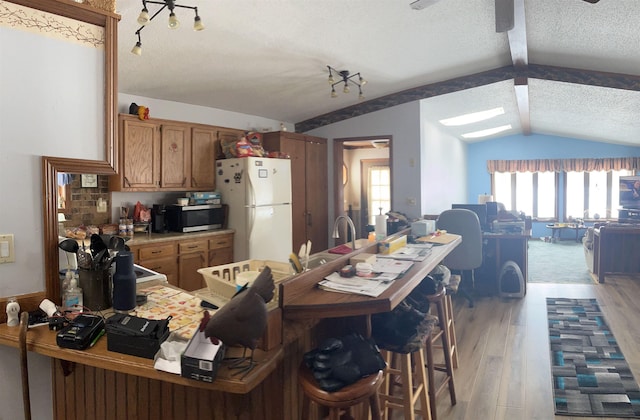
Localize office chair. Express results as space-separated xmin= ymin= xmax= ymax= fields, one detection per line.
xmin=436 ymin=209 xmax=483 ymax=307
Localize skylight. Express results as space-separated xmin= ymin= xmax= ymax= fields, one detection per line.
xmin=439 ymin=107 xmax=505 ymax=126
xmin=462 ymin=124 xmax=512 ymax=139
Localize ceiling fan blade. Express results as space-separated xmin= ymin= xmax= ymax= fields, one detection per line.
xmin=495 ymin=0 xmax=514 ymax=33
xmin=582 ymin=0 xmax=600 ymax=3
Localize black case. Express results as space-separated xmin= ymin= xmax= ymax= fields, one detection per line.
xmin=105 ymin=313 xmax=170 ymax=359
xmin=56 ymin=314 xmax=105 ymax=350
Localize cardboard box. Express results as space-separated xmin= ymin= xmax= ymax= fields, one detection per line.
xmin=181 ymin=330 xmax=226 ymax=383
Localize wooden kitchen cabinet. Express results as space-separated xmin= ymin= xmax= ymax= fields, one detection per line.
xmin=128 ymin=232 xmax=234 ymax=291
xmin=160 ymin=123 xmax=190 ymax=189
xmin=115 ymin=117 xmax=160 ymax=189
xmin=263 ymin=132 xmax=328 ymax=251
xmin=178 ymin=238 xmax=209 ymax=291
xmin=112 ymin=114 xmax=244 ymax=192
xmin=191 ymin=127 xmax=217 ymax=189
xmin=131 ymin=242 xmax=179 ymax=286
xmin=208 ymin=234 xmax=234 ymax=266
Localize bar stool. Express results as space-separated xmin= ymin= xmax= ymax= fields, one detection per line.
xmin=378 ymin=345 xmax=432 ymax=420
xmin=375 ymin=314 xmax=437 ymax=420
xmin=425 ymin=287 xmax=457 ymax=420
xmin=442 ymin=274 xmax=460 ymax=368
xmin=299 ymin=363 xmax=383 ymax=420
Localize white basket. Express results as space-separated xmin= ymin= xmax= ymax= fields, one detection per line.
xmin=197 ymin=260 xmax=292 ymax=309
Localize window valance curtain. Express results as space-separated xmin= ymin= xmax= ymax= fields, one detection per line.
xmin=487 ymin=157 xmax=640 ymax=173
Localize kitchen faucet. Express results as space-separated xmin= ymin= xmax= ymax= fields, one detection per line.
xmin=332 ymin=215 xmax=357 ymax=251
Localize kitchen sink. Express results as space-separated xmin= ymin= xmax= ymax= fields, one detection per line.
xmin=304 ymin=252 xmax=342 ymax=270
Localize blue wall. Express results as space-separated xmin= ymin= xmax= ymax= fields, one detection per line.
xmin=466 ymin=134 xmax=640 ymax=238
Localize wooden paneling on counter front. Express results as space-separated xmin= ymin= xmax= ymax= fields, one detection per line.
xmin=263 ymin=132 xmax=329 ymax=251
xmin=111 ymin=114 xmax=244 ymax=192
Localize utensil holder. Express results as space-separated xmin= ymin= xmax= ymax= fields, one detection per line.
xmin=78 ymin=268 xmax=112 ymax=311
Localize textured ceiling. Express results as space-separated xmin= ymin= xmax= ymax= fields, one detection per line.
xmin=117 ymin=0 xmax=640 ymax=145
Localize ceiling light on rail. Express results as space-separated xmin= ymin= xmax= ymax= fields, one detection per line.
xmin=131 ymin=0 xmax=204 ymax=56
xmin=327 ymin=65 xmax=366 ymax=101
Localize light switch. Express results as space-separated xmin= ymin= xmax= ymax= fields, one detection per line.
xmin=0 ymin=234 xmax=15 ymax=263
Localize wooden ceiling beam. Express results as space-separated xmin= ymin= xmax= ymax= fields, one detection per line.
xmin=507 ymin=0 xmax=531 ymax=135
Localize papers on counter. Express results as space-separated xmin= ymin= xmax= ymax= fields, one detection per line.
xmin=318 ymin=272 xmax=397 ymax=297
xmin=376 ymin=244 xmax=433 ymax=261
xmin=317 ymin=259 xmax=414 ymax=297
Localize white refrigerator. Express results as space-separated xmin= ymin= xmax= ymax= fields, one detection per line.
xmin=216 ymin=157 xmax=293 ymax=262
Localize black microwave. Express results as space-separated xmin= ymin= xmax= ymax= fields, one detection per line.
xmin=165 ymin=204 xmax=226 ymax=233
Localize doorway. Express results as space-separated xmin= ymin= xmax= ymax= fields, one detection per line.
xmin=333 ymin=136 xmax=392 ymax=242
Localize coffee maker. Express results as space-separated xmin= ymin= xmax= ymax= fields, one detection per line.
xmin=152 ymin=204 xmax=167 ymax=233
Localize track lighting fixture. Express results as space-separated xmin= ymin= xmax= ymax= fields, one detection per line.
xmin=131 ymin=0 xmax=204 ymax=56
xmin=327 ymin=65 xmax=366 ymax=101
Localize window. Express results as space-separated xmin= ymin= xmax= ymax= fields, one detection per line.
xmin=566 ymin=169 xmax=632 ymax=219
xmin=493 ymin=171 xmax=557 ymax=220
xmin=494 ymin=169 xmax=632 ymax=221
xmin=368 ymin=165 xmax=391 ymax=225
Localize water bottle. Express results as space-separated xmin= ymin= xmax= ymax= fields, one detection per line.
xmin=112 ymin=251 xmax=136 ymax=313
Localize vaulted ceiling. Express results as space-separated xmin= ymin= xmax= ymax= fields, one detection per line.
xmin=117 ymin=0 xmax=640 ymax=145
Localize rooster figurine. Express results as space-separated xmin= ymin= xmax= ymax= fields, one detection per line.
xmin=203 ymin=266 xmax=274 ymax=375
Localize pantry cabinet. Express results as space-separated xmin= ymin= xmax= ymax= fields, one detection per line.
xmin=128 ymin=232 xmax=234 ymax=291
xmin=263 ymin=132 xmax=328 ymax=251
xmin=111 ymin=114 xmax=244 ymax=192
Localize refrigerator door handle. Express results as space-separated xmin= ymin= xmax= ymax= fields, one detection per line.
xmin=248 ymin=205 xmax=256 ymax=240
xmin=247 ymin=170 xmax=256 ymax=207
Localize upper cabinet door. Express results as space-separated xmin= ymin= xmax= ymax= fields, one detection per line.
xmin=160 ymin=123 xmax=190 ymax=189
xmin=191 ymin=127 xmax=216 ymax=190
xmin=121 ymin=118 xmax=159 ymax=189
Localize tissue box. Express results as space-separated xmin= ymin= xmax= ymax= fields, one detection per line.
xmin=378 ymin=235 xmax=407 ymax=255
xmin=181 ymin=330 xmax=226 ymax=383
xmin=411 ymin=220 xmax=435 ymax=237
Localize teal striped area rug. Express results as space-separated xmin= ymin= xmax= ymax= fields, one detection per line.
xmin=547 ymin=298 xmax=640 ymax=417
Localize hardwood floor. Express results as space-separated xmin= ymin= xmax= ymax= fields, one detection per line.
xmin=425 ymin=274 xmax=640 ymax=420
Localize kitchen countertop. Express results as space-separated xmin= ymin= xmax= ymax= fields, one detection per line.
xmin=125 ymin=229 xmax=234 ymax=246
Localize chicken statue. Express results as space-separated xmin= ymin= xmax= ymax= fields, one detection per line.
xmin=202 ymin=266 xmax=274 ymax=374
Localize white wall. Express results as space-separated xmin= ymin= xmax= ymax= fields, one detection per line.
xmin=1 ymin=19 xmax=106 ymax=420
xmin=307 ymin=101 xmax=424 ymax=222
xmin=419 ymin=101 xmax=467 ymax=215
xmin=306 ymin=100 xmax=468 ymax=223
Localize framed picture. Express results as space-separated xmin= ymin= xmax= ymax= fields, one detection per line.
xmin=81 ymin=174 xmax=98 ymax=188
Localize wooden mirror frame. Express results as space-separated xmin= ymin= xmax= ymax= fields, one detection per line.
xmin=31 ymin=0 xmax=120 ymax=305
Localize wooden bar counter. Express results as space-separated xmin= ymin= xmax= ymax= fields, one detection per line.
xmin=0 ymin=233 xmax=460 ymax=419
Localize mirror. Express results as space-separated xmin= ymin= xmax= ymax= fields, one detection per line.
xmin=38 ymin=0 xmax=119 ymax=304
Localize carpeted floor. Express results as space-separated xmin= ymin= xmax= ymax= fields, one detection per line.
xmin=547 ymin=298 xmax=640 ymax=417
xmin=528 ymin=239 xmax=595 ymax=284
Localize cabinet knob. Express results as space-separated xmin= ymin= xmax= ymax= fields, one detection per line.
xmin=124 ymin=177 xmax=131 ymax=187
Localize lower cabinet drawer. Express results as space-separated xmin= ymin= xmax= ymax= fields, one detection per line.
xmin=138 ymin=256 xmax=178 ymax=286
xmin=208 ymin=234 xmax=233 ymax=250
xmin=179 ymin=240 xmax=208 ymax=254
xmin=139 ymin=243 xmax=176 ymax=260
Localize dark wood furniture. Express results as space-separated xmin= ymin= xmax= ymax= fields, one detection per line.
xmin=593 ymin=225 xmax=640 ymax=283
xmin=299 ymin=363 xmax=383 ymax=420
xmin=262 ymin=131 xmax=329 ymax=251
xmin=475 ymin=233 xmax=529 ymax=295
